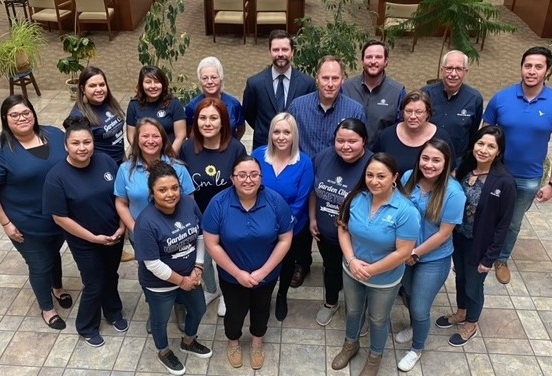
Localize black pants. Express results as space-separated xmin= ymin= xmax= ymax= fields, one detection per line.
xmin=278 ymin=223 xmax=312 ymax=295
xmin=317 ymin=236 xmax=343 ymax=306
xmin=220 ymin=279 xmax=276 ymax=340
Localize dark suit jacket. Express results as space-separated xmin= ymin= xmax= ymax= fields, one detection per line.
xmin=243 ymin=67 xmax=316 ymax=148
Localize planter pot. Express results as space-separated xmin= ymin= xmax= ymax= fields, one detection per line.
xmin=65 ymin=78 xmax=78 ymax=100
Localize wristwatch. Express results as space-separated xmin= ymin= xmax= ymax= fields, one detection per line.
xmin=345 ymin=256 xmax=356 ymax=267
xmin=411 ymin=254 xmax=420 ymax=262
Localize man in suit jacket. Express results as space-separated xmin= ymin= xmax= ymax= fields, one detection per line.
xmin=243 ymin=29 xmax=316 ymax=149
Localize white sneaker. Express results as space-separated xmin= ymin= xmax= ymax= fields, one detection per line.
xmin=395 ymin=326 xmax=413 ymax=344
xmin=204 ymin=289 xmax=221 ymax=306
xmin=397 ymin=350 xmax=422 ymax=372
xmin=217 ymin=296 xmax=226 ymax=317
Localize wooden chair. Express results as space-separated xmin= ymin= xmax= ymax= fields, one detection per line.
xmin=213 ymin=0 xmax=248 ymax=44
xmin=9 ymin=70 xmax=41 ymax=98
xmin=28 ymin=0 xmax=73 ymax=34
xmin=74 ymin=0 xmax=115 ymax=41
xmin=382 ymin=2 xmax=418 ymax=52
xmin=255 ymin=0 xmax=287 ymax=44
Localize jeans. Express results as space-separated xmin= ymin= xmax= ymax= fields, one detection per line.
xmin=402 ymin=256 xmax=451 ymax=351
xmin=143 ymin=286 xmax=206 ymax=351
xmin=202 ymin=251 xmax=218 ymax=293
xmin=12 ymin=234 xmax=64 ymax=311
xmin=317 ymin=236 xmax=343 ymax=306
xmin=343 ymin=272 xmax=399 ymax=355
xmin=70 ymin=242 xmax=124 ymax=337
xmin=453 ymin=233 xmax=488 ymax=323
xmin=278 ymin=223 xmax=311 ymax=296
xmin=220 ymin=279 xmax=276 ymax=340
xmin=499 ymin=177 xmax=540 ymax=262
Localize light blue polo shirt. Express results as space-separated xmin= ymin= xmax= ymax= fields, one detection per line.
xmin=401 ymin=170 xmax=466 ymax=262
xmin=114 ymin=156 xmax=195 ymax=238
xmin=343 ymin=189 xmax=420 ymax=287
xmin=202 ymin=186 xmax=295 ymax=286
xmin=483 ymin=83 xmax=552 ymax=179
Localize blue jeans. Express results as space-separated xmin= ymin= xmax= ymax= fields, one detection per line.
xmin=453 ymin=233 xmax=488 ymax=323
xmin=402 ymin=256 xmax=451 ymax=351
xmin=202 ymin=251 xmax=218 ymax=293
xmin=143 ymin=286 xmax=206 ymax=351
xmin=499 ymin=177 xmax=540 ymax=262
xmin=343 ymin=272 xmax=399 ymax=355
xmin=70 ymin=242 xmax=124 ymax=337
xmin=12 ymin=234 xmax=64 ymax=311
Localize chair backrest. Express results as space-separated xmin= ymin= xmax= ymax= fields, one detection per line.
xmin=385 ymin=2 xmax=418 ymax=20
xmin=257 ymin=0 xmax=287 ymax=12
xmin=213 ymin=0 xmax=245 ymax=12
xmin=28 ymin=0 xmax=56 ymax=9
xmin=74 ymin=0 xmax=107 ymax=13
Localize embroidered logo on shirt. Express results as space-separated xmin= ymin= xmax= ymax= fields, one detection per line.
xmin=105 ymin=111 xmax=114 ymax=119
xmin=174 ymin=221 xmax=184 ymax=230
xmin=490 ymin=189 xmax=501 ymax=197
xmin=539 ymin=110 xmax=545 ymax=117
xmin=377 ymin=99 xmax=389 ymax=106
xmin=335 ymin=176 xmax=343 ymax=185
xmin=382 ymin=215 xmax=395 ymax=224
xmin=457 ymin=109 xmax=471 ymax=117
xmin=157 ymin=110 xmax=167 ymax=118
xmin=103 ymin=172 xmax=113 ymax=181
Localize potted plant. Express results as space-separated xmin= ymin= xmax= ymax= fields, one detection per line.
xmin=385 ymin=0 xmax=516 ymax=81
xmin=0 ymin=19 xmax=46 ymax=78
xmin=56 ymin=34 xmax=96 ymax=99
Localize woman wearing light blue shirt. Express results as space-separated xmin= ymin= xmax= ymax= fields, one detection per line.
xmin=331 ymin=153 xmax=420 ymax=376
xmin=395 ymin=138 xmax=466 ymax=372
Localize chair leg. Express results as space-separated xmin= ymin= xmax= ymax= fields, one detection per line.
xmin=29 ymin=73 xmax=41 ymax=96
xmin=412 ymin=35 xmax=417 ymax=52
xmin=108 ymin=19 xmax=113 ymax=41
xmin=9 ymin=78 xmax=15 ymax=96
xmin=20 ymin=78 xmax=29 ymax=99
xmin=243 ymin=23 xmax=246 ymax=44
xmin=213 ymin=24 xmax=216 ymax=43
xmin=255 ymin=23 xmax=257 ymax=44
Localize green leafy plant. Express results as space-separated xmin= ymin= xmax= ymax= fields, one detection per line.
xmin=137 ymin=0 xmax=199 ymax=104
xmin=0 ymin=19 xmax=47 ymax=78
xmin=385 ymin=0 xmax=516 ymax=79
xmin=293 ymin=0 xmax=373 ymax=76
xmin=56 ymin=34 xmax=96 ymax=83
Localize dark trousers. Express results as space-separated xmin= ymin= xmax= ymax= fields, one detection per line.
xmin=220 ymin=279 xmax=276 ymax=340
xmin=12 ymin=234 xmax=64 ymax=311
xmin=69 ymin=241 xmax=124 ymax=337
xmin=317 ymin=236 xmax=343 ymax=306
xmin=278 ymin=223 xmax=312 ymax=296
xmin=453 ymin=232 xmax=488 ymax=323
xmin=294 ymin=225 xmax=313 ymax=271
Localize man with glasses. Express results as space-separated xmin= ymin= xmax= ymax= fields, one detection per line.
xmin=243 ymin=29 xmax=316 ymax=149
xmin=422 ymin=50 xmax=483 ymax=160
xmin=343 ymin=40 xmax=406 ymax=149
xmin=482 ymin=46 xmax=552 ymax=284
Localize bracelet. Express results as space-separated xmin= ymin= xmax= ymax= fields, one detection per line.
xmin=345 ymin=256 xmax=356 ymax=267
xmin=1 ymin=221 xmax=10 ymax=227
xmin=194 ymin=265 xmax=204 ymax=271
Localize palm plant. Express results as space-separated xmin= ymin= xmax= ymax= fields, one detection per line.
xmin=386 ymin=0 xmax=516 ymax=78
xmin=0 ymin=19 xmax=47 ymax=78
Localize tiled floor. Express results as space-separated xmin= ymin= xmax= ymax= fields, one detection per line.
xmin=1 ymin=1 xmax=552 ymax=375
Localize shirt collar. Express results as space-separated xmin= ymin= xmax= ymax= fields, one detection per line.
xmin=272 ymin=66 xmax=292 ymax=81
xmin=229 ymin=187 xmax=267 ymax=211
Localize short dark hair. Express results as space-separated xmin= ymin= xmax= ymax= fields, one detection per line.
xmin=361 ymin=40 xmax=389 ymax=60
xmin=521 ymin=46 xmax=552 ymax=69
xmin=401 ymin=90 xmax=433 ymax=118
xmin=64 ymin=119 xmax=93 ymax=142
xmin=63 ymin=115 xmax=90 ymax=130
xmin=335 ymin=117 xmax=368 ymax=147
xmin=269 ymin=29 xmax=293 ymax=50
xmin=147 ymin=160 xmax=179 ymax=192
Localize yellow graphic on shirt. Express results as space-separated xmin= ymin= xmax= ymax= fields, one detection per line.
xmin=205 ymin=165 xmax=217 ymax=176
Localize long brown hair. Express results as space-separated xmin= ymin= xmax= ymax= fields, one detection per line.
xmin=128 ymin=117 xmax=177 ymax=174
xmin=192 ymin=97 xmax=232 ymax=154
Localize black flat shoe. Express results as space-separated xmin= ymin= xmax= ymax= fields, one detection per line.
xmin=52 ymin=290 xmax=73 ymax=309
xmin=41 ymin=312 xmax=66 ymax=330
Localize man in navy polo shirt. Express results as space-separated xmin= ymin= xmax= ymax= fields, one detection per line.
xmin=423 ymin=50 xmax=483 ymax=160
xmin=483 ymin=46 xmax=552 ymax=284
xmin=343 ymin=40 xmax=406 ymax=149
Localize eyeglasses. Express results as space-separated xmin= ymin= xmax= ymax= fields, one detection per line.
xmin=200 ymin=75 xmax=220 ymax=83
xmin=233 ymin=172 xmax=262 ymax=181
xmin=7 ymin=110 xmax=33 ymax=120
xmin=442 ymin=66 xmax=466 ymax=74
xmin=404 ymin=109 xmax=426 ymax=116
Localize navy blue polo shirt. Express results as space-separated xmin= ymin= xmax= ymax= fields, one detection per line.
xmin=126 ymin=97 xmax=186 ymax=142
xmin=202 ymin=186 xmax=295 ymax=285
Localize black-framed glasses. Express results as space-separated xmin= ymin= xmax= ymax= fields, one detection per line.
xmin=233 ymin=172 xmax=262 ymax=182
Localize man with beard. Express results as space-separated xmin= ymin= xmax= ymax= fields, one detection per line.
xmin=422 ymin=50 xmax=483 ymax=160
xmin=343 ymin=40 xmax=406 ymax=149
xmin=482 ymin=46 xmax=552 ymax=284
xmin=243 ymin=29 xmax=316 ymax=149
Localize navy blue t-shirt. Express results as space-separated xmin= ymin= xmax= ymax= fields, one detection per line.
xmin=313 ymin=147 xmax=372 ymax=244
xmin=134 ymin=197 xmax=202 ymax=289
xmin=43 ymin=153 xmax=120 ymax=249
xmin=180 ymin=138 xmax=246 ymax=212
xmin=126 ymin=97 xmax=185 ymax=142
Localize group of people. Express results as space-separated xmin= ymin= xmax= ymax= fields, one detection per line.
xmin=1 ymin=27 xmax=551 ymax=376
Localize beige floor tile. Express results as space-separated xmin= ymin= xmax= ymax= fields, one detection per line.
xmin=511 ymin=296 xmax=536 ymax=310
xmin=43 ymin=334 xmax=79 ymax=368
xmin=0 ymin=365 xmax=40 ymax=375
xmin=281 ymin=327 xmax=325 ymax=345
xmin=518 ymin=310 xmax=550 ymax=340
xmin=488 ymin=354 xmax=542 ymax=376
xmin=484 ymin=338 xmax=533 ymax=355
xmin=537 ymin=356 xmax=552 ymax=376
xmin=419 ymin=351 xmax=470 ymax=375
xmin=465 ymin=353 xmax=495 ymax=376
xmin=479 ymin=309 xmax=527 ymax=339
xmin=37 ymin=368 xmax=65 ymax=376
xmin=0 ymin=331 xmax=58 ymax=366
xmin=279 ymin=343 xmax=327 ymax=375
xmin=522 ymin=272 xmax=552 ymax=297
xmin=67 ymin=336 xmax=124 ymax=370
xmin=512 ymin=239 xmax=550 ymax=261
xmin=112 ymin=336 xmax=146 ymax=372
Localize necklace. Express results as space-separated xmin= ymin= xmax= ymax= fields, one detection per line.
xmin=468 ymin=170 xmax=488 ymax=187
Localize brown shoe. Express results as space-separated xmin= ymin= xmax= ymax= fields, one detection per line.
xmin=227 ymin=343 xmax=242 ymax=368
xmin=359 ymin=352 xmax=382 ymax=376
xmin=290 ymin=265 xmax=309 ymax=288
xmin=494 ymin=260 xmax=511 ymax=284
xmin=121 ymin=249 xmax=135 ymax=262
xmin=332 ymin=340 xmax=359 ymax=370
xmin=250 ymin=346 xmax=265 ymax=370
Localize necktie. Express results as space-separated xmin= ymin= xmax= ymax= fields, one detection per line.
xmin=275 ymin=74 xmax=285 ymax=112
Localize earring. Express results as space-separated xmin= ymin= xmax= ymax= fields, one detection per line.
xmin=82 ymin=95 xmax=88 ymax=104
xmin=392 ymin=181 xmax=397 ymax=189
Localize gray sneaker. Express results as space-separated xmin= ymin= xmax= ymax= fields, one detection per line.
xmin=158 ymin=349 xmax=185 ymax=376
xmin=316 ymin=304 xmax=339 ymax=326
